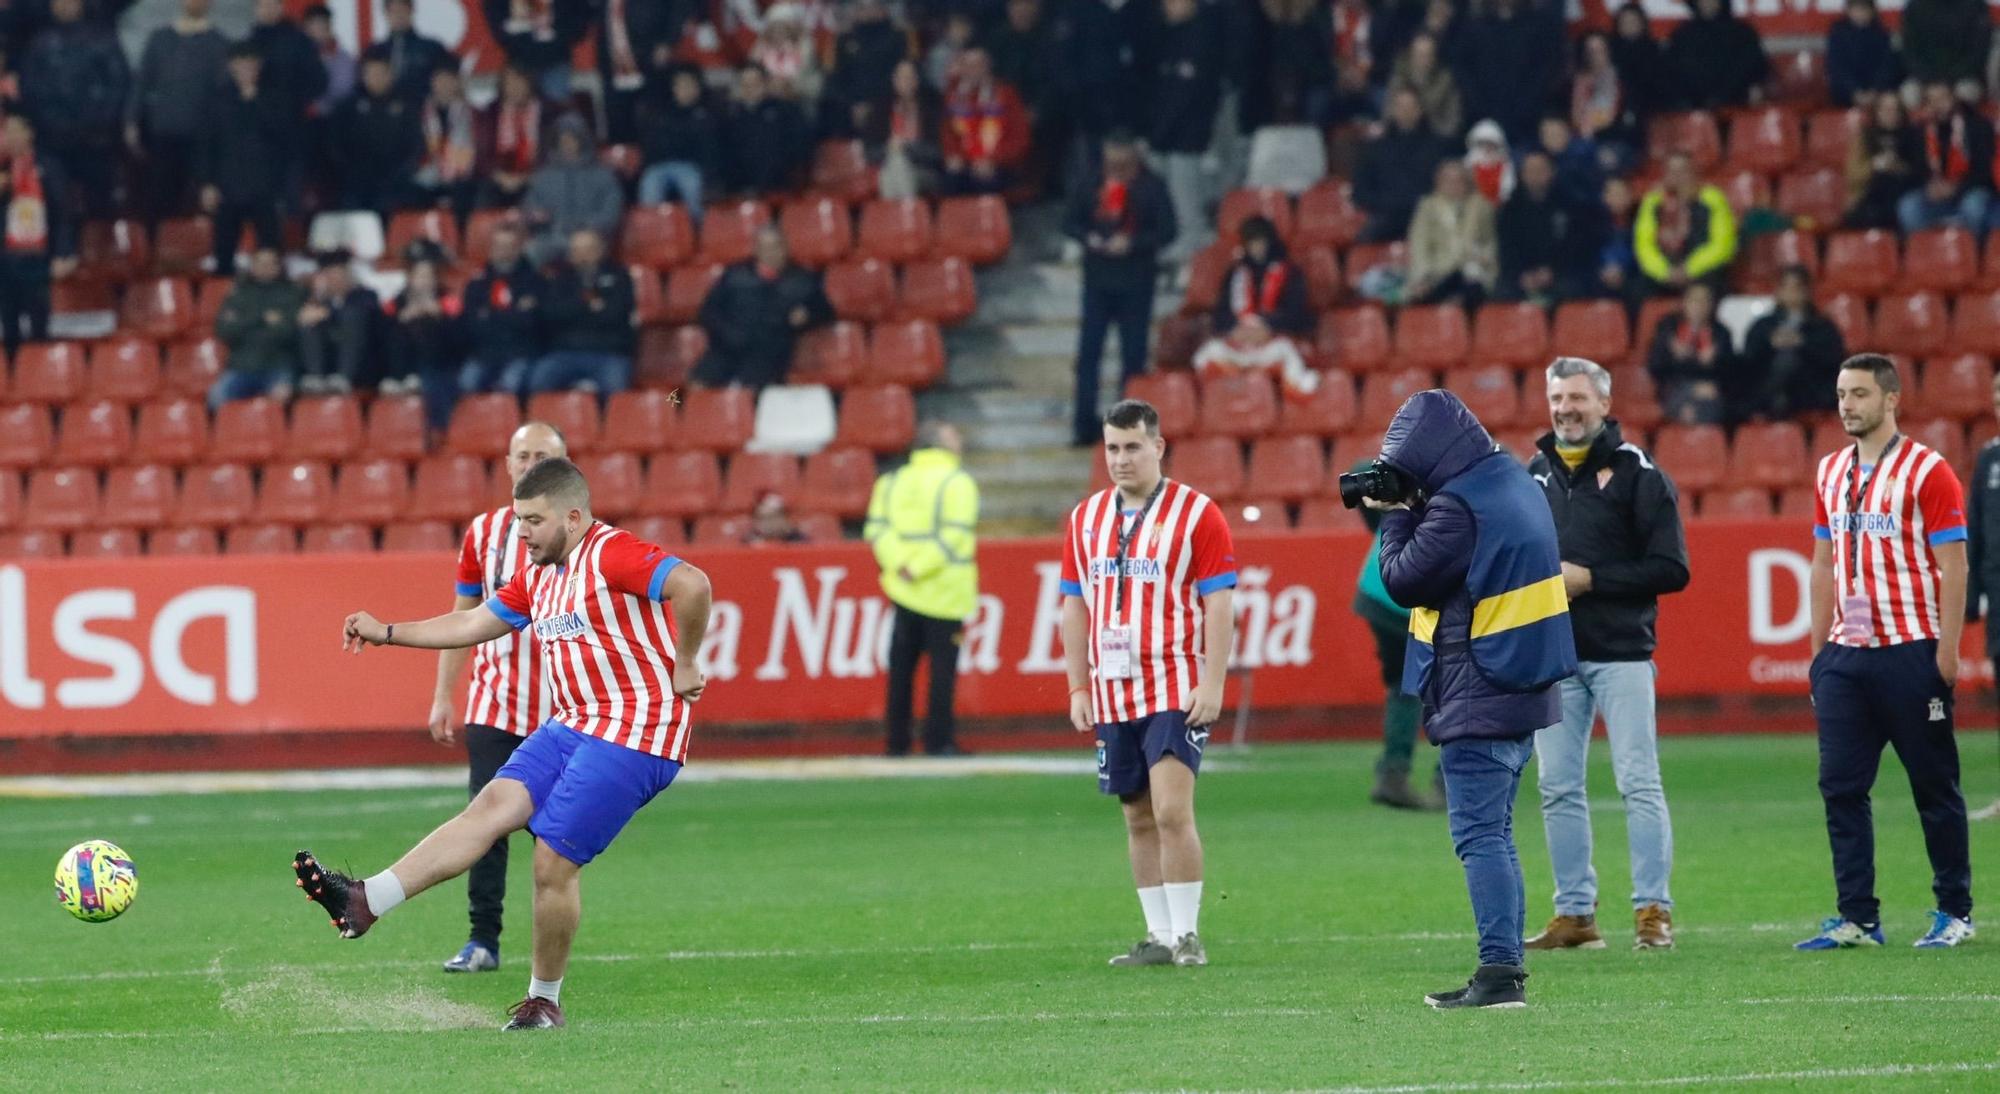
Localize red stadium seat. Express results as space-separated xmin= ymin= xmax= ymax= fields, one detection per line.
xmin=1152 ymin=313 xmax=1209 ymax=369
xmin=381 ymin=520 xmax=455 ymax=551
xmin=150 ymin=526 xmax=218 ymax=555
xmin=1905 ymin=416 xmax=1967 ymax=468
xmin=1298 ymin=246 xmax=1345 ymax=311
xmin=1609 ymin=367 xmax=1663 ymax=431
xmin=663 ymin=261 xmax=724 ymax=324
xmin=1246 ymin=436 xmax=1327 ymax=501
xmin=1778 ymin=485 xmax=1817 ymax=519
xmin=1647 ymin=111 xmax=1723 ymax=170
xmin=1816 ymin=292 xmax=1874 ymax=351
xmin=934 ymin=195 xmax=1012 ymax=266
xmin=897 ymin=256 xmax=976 ymax=324
xmin=824 ymin=257 xmax=898 ymax=322
xmin=1631 ymin=297 xmax=1681 ymax=363
xmin=363 ymin=394 xmax=428 ymax=460
xmin=1392 ymin=305 xmax=1470 ymax=369
xmin=54 ymin=398 xmax=131 ymax=465
xmin=52 ymin=277 xmax=115 ymax=316
xmin=810 ymin=139 xmax=875 ymax=204
xmin=1978 ymin=232 xmax=2000 ymax=290
xmin=226 ymin=522 xmax=298 ymax=554
xmin=635 ymin=325 xmax=707 ymax=390
xmin=524 ymin=391 xmax=602 ymax=455
xmin=623 ymin=514 xmax=688 ymax=547
xmin=254 ymin=460 xmax=333 ymax=524
xmin=89 ymin=337 xmax=162 ymax=404
xmin=1295 ymin=497 xmax=1364 ymax=532
xmin=24 ymin=467 xmax=100 ymax=531
xmin=1715 ymin=167 xmax=1771 ymax=216
xmin=10 ymin=341 xmax=87 ymax=404
xmin=602 ymin=389 xmax=680 ymax=453
xmin=301 ymin=522 xmax=374 ymax=552
xmin=1359 ymin=368 xmax=1434 ymax=425
xmin=77 ymin=217 xmax=150 ymax=283
xmin=132 ymin=398 xmax=207 ymax=465
xmin=1771 ymin=48 xmax=1829 ymax=106
xmin=1651 ymin=424 xmax=1728 ymax=491
xmin=1727 ymin=421 xmax=1810 ymax=488
xmin=1216 ymin=187 xmax=1294 ymax=244
xmin=1725 ymin=105 xmax=1802 ymax=173
xmin=102 ymin=464 xmax=177 ymax=529
xmin=1780 ymin=169 xmax=1844 ymax=227
xmin=1197 ymin=372 xmax=1280 ymax=438
xmin=1550 ymin=300 xmax=1632 ymax=366
xmin=1124 ymin=371 xmax=1199 ymax=437
xmin=164 ymin=337 xmax=227 ymax=399
xmin=1315 ymin=305 xmax=1391 ymax=373
xmin=1444 ymin=364 xmax=1523 ymax=429
xmin=328 ymin=458 xmax=411 ymax=524
xmin=446 ymin=394 xmax=522 ymax=458
xmin=865 ymin=319 xmax=946 ymax=387
xmin=628 ymin=265 xmax=667 ymax=327
xmin=0 ymin=529 xmax=65 ymax=557
xmin=209 ymin=396 xmax=285 ymax=463
xmin=574 ymin=452 xmax=644 ymax=519
xmin=640 ymin=450 xmax=723 ymax=517
xmin=676 ymin=386 xmax=756 ymax=452
xmin=408 ymin=454 xmax=489 ymax=522
xmin=619 ymin=205 xmax=696 ymax=270
xmin=284 ymin=395 xmax=364 ymax=461
xmin=1904 ymin=228 xmax=1979 ymax=293
xmin=385 ymin=209 xmax=462 ymax=264
xmin=1182 ymin=243 xmax=1231 ymax=315
xmin=1804 ymin=108 xmax=1861 ymax=167
xmin=779 ymin=195 xmax=853 ymax=269
xmin=71 ymin=526 xmax=142 ymax=557
xmin=1294 ymin=179 xmax=1366 ymax=250
xmin=1472 ymin=302 xmax=1550 ymax=368
xmin=796 ymin=446 xmax=875 ymax=518
xmin=152 ymin=217 xmax=212 ymax=274
xmin=1276 ymin=370 xmax=1357 ymax=437
xmin=691 ymin=513 xmax=751 ymax=544
xmin=857 ymin=197 xmax=933 ymax=263
xmin=721 ymin=451 xmax=801 ymax=512
xmin=1920 ymin=353 xmax=1995 ymax=420
xmin=1342 ymin=241 xmax=1407 ymax=294
xmin=791 ymin=321 xmax=868 ymax=389
xmin=0 ymin=468 xmax=16 ymax=525
xmin=833 ymin=383 xmax=916 ymax=453
xmin=1821 ymin=230 xmax=1901 ymax=295
xmin=1168 ymin=436 xmax=1246 ymax=501
xmin=1733 ymin=228 xmax=1820 ymax=294
xmin=1229 ymin=497 xmax=1291 ymax=531
xmin=1697 ymin=486 xmax=1775 ymax=521
xmin=1949 ymin=289 xmax=2000 ymax=355
xmin=700 ymin=200 xmax=771 ymax=265
xmin=1873 ymin=291 xmax=1951 ymax=358
xmin=120 ymin=277 xmax=196 ymax=340
xmin=794 ymin=512 xmax=842 ymax=543
xmin=1971 ymin=415 xmax=1999 ymax=455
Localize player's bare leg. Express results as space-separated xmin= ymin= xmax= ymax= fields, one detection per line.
xmin=504 ymin=838 xmax=581 ymax=1030
xmin=1109 ymin=789 xmax=1174 ymax=966
xmin=1149 ymin=757 xmax=1207 ymax=966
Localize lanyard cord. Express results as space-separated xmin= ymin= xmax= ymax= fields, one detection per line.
xmin=1846 ymin=435 xmax=1898 ymax=592
xmin=491 ymin=513 xmax=517 ymax=593
xmin=1113 ymin=478 xmax=1166 ymax=618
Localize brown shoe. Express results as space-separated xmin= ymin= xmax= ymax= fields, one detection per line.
xmin=1634 ymin=904 xmax=1674 ymax=950
xmin=1524 ymin=914 xmax=1606 ymax=950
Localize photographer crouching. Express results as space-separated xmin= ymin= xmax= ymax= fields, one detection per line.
xmin=1349 ymin=390 xmax=1578 ymax=1009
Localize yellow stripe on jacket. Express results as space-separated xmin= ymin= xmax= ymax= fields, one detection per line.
xmin=1471 ymin=574 xmax=1568 ymax=638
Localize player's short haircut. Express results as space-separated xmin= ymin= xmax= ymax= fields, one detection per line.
xmin=1546 ymin=356 xmax=1611 ymax=399
xmin=1840 ymin=353 xmax=1901 ymax=393
xmin=514 ymin=419 xmax=569 ymax=454
xmin=514 ymin=457 xmax=591 ymax=510
xmin=1103 ymin=399 xmax=1160 ymax=436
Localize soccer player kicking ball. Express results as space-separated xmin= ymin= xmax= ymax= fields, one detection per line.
xmin=1061 ymin=399 xmax=1237 ymax=968
xmin=295 ymin=458 xmax=711 ymax=1029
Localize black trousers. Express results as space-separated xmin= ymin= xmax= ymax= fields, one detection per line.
xmin=1073 ymin=280 xmax=1153 ymax=445
xmin=465 ymin=723 xmax=526 ymax=950
xmin=1810 ymin=639 xmax=1973 ymax=924
xmin=884 ymin=604 xmax=963 ymax=755
xmin=210 ymin=197 xmax=283 ymax=278
xmin=0 ymin=253 xmax=50 ymax=358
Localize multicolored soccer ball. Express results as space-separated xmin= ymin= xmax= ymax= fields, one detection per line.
xmin=54 ymin=840 xmax=138 ymax=922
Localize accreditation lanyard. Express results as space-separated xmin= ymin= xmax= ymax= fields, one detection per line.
xmin=1845 ymin=435 xmax=1897 ymax=595
xmin=490 ymin=513 xmax=518 ymax=595
xmin=1112 ymin=478 xmax=1166 ymax=620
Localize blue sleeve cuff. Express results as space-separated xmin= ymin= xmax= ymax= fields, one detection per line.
xmin=647 ymin=556 xmax=682 ymax=602
xmin=484 ymin=597 xmax=531 ymax=632
xmin=1812 ymin=525 xmax=1832 ymax=540
xmin=1197 ymin=571 xmax=1238 ymax=596
xmin=1930 ymin=526 xmax=1969 ymax=546
xmin=455 ymin=581 xmax=482 ymax=597
xmin=1059 ymin=579 xmax=1084 ymax=597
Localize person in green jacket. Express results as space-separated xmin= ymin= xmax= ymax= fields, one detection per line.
xmin=1355 ymin=477 xmax=1442 ymax=810
xmin=209 ymin=244 xmax=308 ymax=408
xmin=1632 ymin=151 xmax=1736 ymax=298
xmin=865 ymin=421 xmax=980 ymax=756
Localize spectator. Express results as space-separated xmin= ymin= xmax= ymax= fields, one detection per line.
xmin=127 ymin=0 xmax=228 ymax=224
xmin=1413 ymin=0 xmax=1467 ymax=71
xmin=303 ymin=5 xmax=355 ymax=118
xmin=198 ymin=44 xmax=288 ymax=279
xmin=941 ymin=47 xmax=1030 ymax=198
xmin=693 ymin=225 xmax=833 ymax=389
xmin=476 ymin=64 xmax=548 ymax=210
xmin=1572 ymin=31 xmax=1640 ymax=160
xmin=209 ymin=245 xmax=304 ymax=408
xmin=1633 ymin=151 xmax=1737 ymax=294
xmin=1645 ymin=281 xmax=1739 ymax=425
xmin=459 ymin=223 xmax=545 ymax=398
xmin=522 ymin=114 xmax=624 ymax=268
xmin=925 ymin=12 xmax=976 ymax=93
xmin=485 ymin=0 xmax=588 ymax=101
xmin=1458 ymin=0 xmax=1565 ymax=144
xmin=1899 ymin=81 xmax=1993 ymax=232
xmin=361 ymin=0 xmax=453 ymax=104
xmin=19 ymin=0 xmax=128 ymax=217
xmin=1537 ymin=114 xmax=1606 ymax=210
xmin=297 ymin=249 xmax=380 ymax=395
xmin=384 ymin=256 xmax=462 ymax=433
xmin=864 ymin=58 xmax=943 ymax=200
xmin=1195 ymin=215 xmax=1317 ymax=399
xmin=333 ymin=55 xmax=423 ymax=216
xmin=1063 ymin=132 xmax=1175 ymax=446
xmin=1151 ymin=0 xmax=1223 ymax=263
xmin=1845 ymin=91 xmax=1920 ymax=229
xmin=1407 ymin=159 xmax=1497 ymax=308
xmin=754 ymin=3 xmax=824 ymax=104
xmin=1902 ymin=0 xmax=1991 ymax=88
xmin=1827 ymin=0 xmax=1901 ymax=108
xmin=1586 ymin=175 xmax=1640 ymax=300
xmin=746 ymin=491 xmax=808 ymax=545
xmin=1744 ymin=265 xmax=1847 ymax=421
xmin=724 ymin=64 xmax=811 ymax=194
xmin=1666 ymin=0 xmax=1768 ymax=110
xmin=1387 ymin=31 xmax=1461 ymax=140
xmin=827 ymin=0 xmax=909 ymax=136
xmin=1608 ymin=3 xmax=1674 ymax=121
xmin=531 ymin=228 xmax=635 ymax=398
xmin=638 ymin=64 xmax=721 ymax=220
xmin=0 ymin=115 xmax=73 ymax=358
xmin=985 ymin=0 xmax=1061 ymax=152
xmin=1463 ymin=119 xmax=1514 ymax=205
xmin=414 ymin=65 xmax=479 ymax=219
xmin=246 ymin=0 xmax=328 ymax=131
xmin=1065 ymin=0 xmax=1149 ymax=142
xmin=593 ymin=0 xmax=682 ymax=144
xmin=1498 ymin=151 xmax=1592 ymax=304
xmin=1319 ymin=0 xmax=1381 ymax=125
xmin=1355 ymin=87 xmax=1451 ymax=242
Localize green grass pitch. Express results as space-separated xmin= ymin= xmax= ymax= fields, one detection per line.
xmin=1 ymin=735 xmax=1997 ymax=1091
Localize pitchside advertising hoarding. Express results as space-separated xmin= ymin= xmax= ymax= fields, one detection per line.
xmin=0 ymin=525 xmax=1989 ymax=737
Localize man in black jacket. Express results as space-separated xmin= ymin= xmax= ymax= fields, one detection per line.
xmin=20 ymin=0 xmax=128 ymax=216
xmin=198 ymin=44 xmax=289 ymax=278
xmin=1497 ymin=151 xmax=1593 ymax=305
xmin=127 ymin=0 xmax=229 ymax=224
xmin=693 ymin=225 xmax=833 ymax=389
xmin=298 ymin=249 xmax=380 ymax=394
xmin=1355 ymin=88 xmax=1449 ymax=243
xmin=361 ymin=0 xmax=453 ymax=104
xmin=725 ymin=65 xmax=810 ymax=194
xmin=484 ymin=0 xmax=588 ymax=100
xmin=529 ymin=228 xmax=635 ymax=400
xmin=825 ymin=0 xmax=908 ymax=137
xmin=1064 ymin=132 xmax=1175 ymax=446
xmin=1150 ymin=0 xmax=1222 ymax=263
xmin=1524 ymin=356 xmax=1691 ymax=953
xmin=0 ymin=114 xmax=76 ymax=358
xmin=459 ymin=223 xmax=545 ymax=399
xmin=1744 ymin=265 xmax=1847 ymax=421
xmin=334 ymin=55 xmax=423 ymax=216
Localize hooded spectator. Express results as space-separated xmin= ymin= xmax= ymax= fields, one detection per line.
xmin=754 ymin=3 xmax=824 ymax=104
xmin=198 ymin=44 xmax=289 ymax=278
xmin=593 ymin=0 xmax=684 ymax=143
xmin=1456 ymin=0 xmax=1564 ymax=144
xmin=695 ymin=225 xmax=833 ymax=389
xmin=1634 ymin=151 xmax=1737 ymax=293
xmin=361 ymin=0 xmax=453 ymax=103
xmin=1464 ymin=119 xmax=1514 ymax=205
xmin=1388 ymin=31 xmax=1461 ymax=140
xmin=476 ymin=64 xmax=550 ymax=209
xmin=1898 ymin=80 xmax=1994 ymax=232
xmin=1063 ymin=131 xmax=1176 ymax=445
xmin=1572 ymin=31 xmax=1640 ymax=158
xmin=863 ymin=58 xmax=943 ymax=200
xmin=484 ymin=0 xmax=588 ymax=100
xmin=128 ymin=0 xmax=229 ymax=222
xmin=298 ymin=249 xmax=381 ymax=394
xmin=210 ymin=245 xmax=304 ymax=407
xmin=827 ymin=0 xmax=908 ymax=135
xmin=1195 ymin=215 xmax=1319 ymax=400
xmin=19 ymin=0 xmax=128 ymax=216
xmin=1902 ymin=0 xmax=1992 ymax=86
xmin=523 ymin=114 xmax=625 ymax=267
xmin=459 ymin=222 xmax=545 ymax=398
xmin=1845 ymin=90 xmax=1921 ymax=229
xmin=942 ymin=47 xmax=1030 ymax=197
xmin=1498 ymin=151 xmax=1592 ymax=304
xmin=638 ymin=64 xmax=721 ymax=220
xmin=383 ymin=256 xmax=463 ymax=432
xmin=724 ymin=64 xmax=811 ymax=193
xmin=0 ymin=114 xmax=72 ymax=358
xmin=1827 ymin=0 xmax=1901 ymax=108
xmin=1646 ymin=280 xmax=1740 ymax=426
xmin=1745 ymin=265 xmax=1847 ymax=421
xmin=1355 ymin=87 xmax=1451 ymax=242
xmin=1608 ymin=3 xmax=1675 ymax=119
xmin=333 ymin=55 xmax=423 ymax=215
xmin=532 ymin=227 xmax=636 ymax=399
xmin=1666 ymin=0 xmax=1768 ymax=110
xmin=415 ymin=65 xmax=480 ymax=218
xmin=1407 ymin=158 xmax=1497 ymax=308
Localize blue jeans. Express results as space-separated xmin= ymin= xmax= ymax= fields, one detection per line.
xmin=529 ymin=350 xmax=632 ymax=396
xmin=208 ymin=368 xmax=295 ymax=411
xmin=459 ymin=357 xmax=531 ymax=400
xmin=1898 ymin=186 xmax=1991 ymax=233
xmin=1536 ymin=661 xmax=1674 ymax=915
xmin=638 ymin=162 xmax=705 ymax=222
xmin=1441 ymin=736 xmax=1536 ymax=967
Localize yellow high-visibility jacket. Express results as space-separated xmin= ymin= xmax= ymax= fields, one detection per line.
xmin=864 ymin=448 xmax=979 ymax=621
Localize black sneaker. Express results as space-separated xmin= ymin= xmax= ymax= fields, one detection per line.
xmin=292 ymin=850 xmax=376 ymax=939
xmin=1425 ymin=964 xmax=1528 ymax=1009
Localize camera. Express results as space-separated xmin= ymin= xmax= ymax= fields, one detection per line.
xmin=1339 ymin=459 xmax=1413 ymax=510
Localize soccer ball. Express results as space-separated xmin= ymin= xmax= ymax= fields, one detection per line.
xmin=54 ymin=840 xmax=138 ymax=922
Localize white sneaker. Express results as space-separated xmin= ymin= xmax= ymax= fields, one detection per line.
xmin=1913 ymin=911 xmax=1975 ymax=949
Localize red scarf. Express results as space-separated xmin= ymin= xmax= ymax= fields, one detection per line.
xmin=5 ymin=151 xmax=46 ymax=254
xmin=423 ymin=98 xmax=476 ymax=182
xmin=1655 ymin=193 xmax=1691 ymax=257
xmin=1331 ymin=2 xmax=1370 ymax=68
xmin=889 ymin=98 xmax=920 ymax=143
xmin=1471 ymin=160 xmax=1506 ymax=204
xmin=1097 ymin=179 xmax=1130 ymax=226
xmin=488 ymin=277 xmax=515 ymax=309
xmin=1227 ymin=263 xmax=1288 ymax=321
xmin=495 ymin=99 xmax=541 ymax=174
xmin=607 ymin=0 xmax=642 ymax=87
xmin=947 ymin=80 xmax=1005 ymax=163
xmin=1926 ymin=112 xmax=1971 ymax=183
xmin=1671 ymin=319 xmax=1712 ymax=359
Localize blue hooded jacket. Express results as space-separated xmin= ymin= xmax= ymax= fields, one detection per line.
xmin=1376 ymin=390 xmax=1576 ymax=744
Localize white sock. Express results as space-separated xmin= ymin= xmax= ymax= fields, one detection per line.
xmin=362 ymin=870 xmax=405 ymax=917
xmin=529 ymin=976 xmax=562 ymax=1004
xmin=1136 ymin=886 xmax=1173 ymax=944
xmin=1164 ymin=881 xmax=1202 ymax=940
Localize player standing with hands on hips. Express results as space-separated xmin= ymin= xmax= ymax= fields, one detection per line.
xmin=1062 ymin=399 xmax=1237 ymax=969
xmin=1797 ymin=355 xmax=1976 ymax=951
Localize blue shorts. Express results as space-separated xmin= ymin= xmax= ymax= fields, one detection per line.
xmin=1095 ymin=710 xmax=1208 ymax=798
xmin=494 ymin=721 xmax=682 ymax=866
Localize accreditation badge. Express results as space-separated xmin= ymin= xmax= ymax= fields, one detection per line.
xmin=1098 ymin=625 xmax=1135 ymax=680
xmin=1839 ymin=594 xmax=1874 ymax=643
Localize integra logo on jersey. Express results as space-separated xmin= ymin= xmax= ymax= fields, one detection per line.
xmin=1088 ymin=558 xmax=1164 ymax=580
xmin=534 ymin=612 xmax=590 ymax=641
xmin=1827 ymin=512 xmax=1900 ymax=535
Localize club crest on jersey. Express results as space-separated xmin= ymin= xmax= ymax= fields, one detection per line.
xmin=1090 ymin=558 xmax=1164 ymax=580
xmin=1827 ymin=511 xmax=1900 ymax=535
xmin=534 ymin=611 xmax=590 ymax=641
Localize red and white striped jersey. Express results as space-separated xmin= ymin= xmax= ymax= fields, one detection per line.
xmin=488 ymin=522 xmax=695 ymax=760
xmin=455 ymin=506 xmax=553 ymax=736
xmin=1060 ymin=479 xmax=1238 ymax=724
xmin=1812 ymin=436 xmax=1968 ymax=648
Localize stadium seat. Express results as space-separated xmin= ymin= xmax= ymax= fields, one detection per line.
xmin=0 ymin=529 xmax=64 ymax=557
xmin=327 ymin=458 xmax=411 ymax=524
xmin=1227 ymin=497 xmax=1288 ymax=531
xmin=1778 ymin=485 xmax=1817 ymax=519
xmin=1444 ymin=364 xmax=1523 ymax=428
xmin=461 ymin=209 xmax=518 ymax=268
xmin=24 ymin=466 xmax=99 ymax=531
xmin=1181 ymin=243 xmax=1232 ymax=314
xmin=524 ymin=391 xmax=602 ymax=455
xmin=254 ymin=460 xmax=333 ymax=524
xmin=1298 ymin=247 xmax=1345 ymax=311
xmin=385 ymin=209 xmax=461 ymax=265
xmin=809 ymin=139 xmax=875 ymax=204
xmin=824 ymin=257 xmax=898 ymax=322
xmin=1167 ymin=436 xmax=1246 ymax=501
xmin=779 ymin=195 xmax=852 ymax=269
xmin=791 ymin=321 xmax=868 ymax=389
xmin=865 ymin=319 xmax=945 ymax=388
xmin=284 ymin=395 xmax=365 ymax=461
xmin=1872 ymin=291 xmax=1951 ymax=358
xmin=1816 ymin=292 xmax=1874 ymax=351
xmin=381 ymin=520 xmax=455 ymax=551
xmin=1904 ymin=228 xmax=1979 ymax=293
xmin=1715 ymin=167 xmax=1770 ymax=216
xmin=1820 ymin=230 xmax=1901 ymax=295
xmin=692 ymin=513 xmax=752 ymax=545
xmin=120 ymin=276 xmax=196 ymax=340
xmin=1647 ymin=111 xmax=1723 ymax=169
xmin=1246 ymin=436 xmax=1327 ymax=501
xmin=408 ymin=454 xmax=489 ymax=521
xmin=152 ymin=217 xmax=212 ymax=273
xmin=1608 ymin=367 xmax=1663 ymax=431
xmin=1970 ymin=415 xmax=1999 ymax=456
xmin=446 ymin=394 xmax=522 ymax=458
xmin=0 ymin=468 xmax=18 ymax=526
xmin=934 ymin=195 xmax=1012 ymax=266
xmin=635 ymin=325 xmax=707 ymax=390
xmin=1295 ymin=497 xmax=1364 ymax=532
xmin=1359 ymin=368 xmax=1434 ymax=426
xmin=163 ymin=337 xmax=227 ymax=399
xmin=662 ymin=262 xmax=724 ymax=325
xmin=897 ymin=256 xmax=976 ymax=324
xmin=300 ymin=522 xmax=373 ymax=552
xmin=11 ymin=341 xmax=88 ymax=405
xmin=1392 ymin=305 xmax=1470 ymax=369
xmin=619 ymin=205 xmax=696 ymax=270
xmin=833 ymin=383 xmax=916 ymax=453
xmin=363 ymin=394 xmax=428 ymax=460
xmin=1629 ymin=298 xmax=1679 ymax=364
xmin=132 ymin=398 xmax=207 ymax=465
xmin=150 ymin=526 xmax=218 ymax=555
xmin=1152 ymin=313 xmax=1209 ymax=369
xmin=1315 ymin=305 xmax=1391 ymax=373
xmin=676 ymin=386 xmax=756 ymax=452
xmin=1124 ymin=371 xmax=1200 ymax=437
xmin=77 ymin=217 xmax=150 ymax=283
xmin=1651 ymin=424 xmax=1728 ymax=491
xmin=1771 ymin=48 xmax=1828 ymax=106
xmin=70 ymin=526 xmax=142 ymax=558
xmin=573 ymin=452 xmax=643 ymax=519
xmin=1471 ymin=302 xmax=1549 ymax=368
xmin=1949 ymin=289 xmax=2000 ymax=355
xmin=51 ymin=276 xmax=115 ymax=317
xmin=1772 ymin=166 xmax=1844 ymax=229
xmin=1275 ymin=370 xmax=1357 ymax=437
xmin=1920 ymin=353 xmax=1995 ymax=420
xmin=54 ymin=398 xmax=131 ymax=465
xmin=226 ymin=522 xmax=298 ymax=554
xmin=1727 ymin=421 xmax=1810 ymax=488
xmin=1804 ymin=108 xmax=1861 ymax=167
xmin=1698 ymin=486 xmax=1775 ymax=521
xmin=195 ymin=276 xmax=234 ymax=329
xmin=623 ymin=514 xmax=688 ymax=547
xmin=641 ymin=450 xmax=723 ymax=517
xmin=794 ymin=512 xmax=842 ymax=542
xmin=602 ymin=389 xmax=680 ymax=453
xmin=1905 ymin=416 xmax=1966 ymax=468
xmin=748 ymin=385 xmax=837 ymax=455
xmin=1197 ymin=372 xmax=1280 ymax=438
xmin=629 ymin=266 xmax=667 ymax=327
xmin=722 ymin=451 xmax=802 ymax=512
xmin=857 ymin=197 xmax=934 ymax=263
xmin=1549 ymin=299 xmax=1632 ymax=366
xmin=100 ymin=463 xmax=176 ymax=529
xmin=699 ymin=200 xmax=771 ymax=264
xmin=1342 ymin=241 xmax=1407 ymax=294
xmin=1725 ymin=105 xmax=1801 ymax=173
xmin=1216 ymin=187 xmax=1294 ymax=244
xmin=89 ymin=337 xmax=162 ymax=403
xmin=1293 ymin=179 xmax=1366 ymax=250
xmin=797 ymin=446 xmax=875 ymax=518
xmin=209 ymin=396 xmax=285 ymax=463
xmin=1733 ymin=228 xmax=1820 ymax=294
